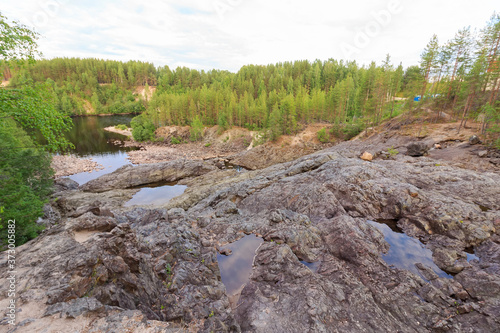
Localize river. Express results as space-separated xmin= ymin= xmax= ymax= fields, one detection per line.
xmin=62 ymin=115 xmax=138 ymax=185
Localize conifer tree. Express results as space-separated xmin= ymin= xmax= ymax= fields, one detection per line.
xmin=420 ymin=34 xmax=440 ymax=100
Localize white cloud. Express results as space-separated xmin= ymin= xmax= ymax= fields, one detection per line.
xmin=1 ymin=0 xmax=498 ymax=71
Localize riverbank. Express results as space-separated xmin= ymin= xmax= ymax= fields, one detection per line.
xmin=71 ymin=112 xmax=140 ymax=117
xmin=51 ymin=154 xmax=104 ymax=177
xmin=104 ymin=123 xmax=333 ymax=168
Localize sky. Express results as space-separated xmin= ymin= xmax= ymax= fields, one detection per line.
xmin=2 ymin=0 xmax=499 ymax=72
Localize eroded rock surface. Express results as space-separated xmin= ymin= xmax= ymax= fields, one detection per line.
xmin=1 ymin=137 xmax=500 ymax=332
xmin=81 ymin=159 xmax=217 ymax=192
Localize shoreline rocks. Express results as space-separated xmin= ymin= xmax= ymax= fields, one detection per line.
xmin=51 ymin=154 xmax=104 ymax=177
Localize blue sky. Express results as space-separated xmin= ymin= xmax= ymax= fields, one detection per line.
xmin=2 ymin=0 xmax=499 ymax=72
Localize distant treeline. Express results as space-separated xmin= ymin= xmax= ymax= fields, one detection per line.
xmin=5 ymin=12 xmax=499 ymax=144
xmin=8 ymin=56 xmax=408 ymax=137
xmin=7 ymin=58 xmax=156 ymax=115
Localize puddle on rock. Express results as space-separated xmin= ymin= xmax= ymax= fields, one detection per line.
xmin=464 ymin=247 xmax=479 ymax=262
xmin=124 ymin=183 xmax=187 ymax=207
xmin=368 ymin=220 xmax=452 ymax=280
xmin=375 ymin=219 xmax=403 ymax=233
xmin=466 ymin=253 xmax=479 ymax=262
xmin=217 ymin=234 xmax=263 ymax=295
xmin=300 ymin=260 xmax=321 ymax=273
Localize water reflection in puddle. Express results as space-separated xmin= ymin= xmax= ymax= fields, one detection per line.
xmin=376 ymin=219 xmax=403 ymax=233
xmin=217 ymin=234 xmax=263 ymax=295
xmin=300 ymin=260 xmax=321 ymax=273
xmin=464 ymin=247 xmax=479 ymax=262
xmin=368 ymin=220 xmax=451 ymax=279
xmin=466 ymin=253 xmax=479 ymax=262
xmin=124 ymin=184 xmax=187 ymax=207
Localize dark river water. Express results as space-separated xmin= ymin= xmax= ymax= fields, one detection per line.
xmin=61 ymin=115 xmax=137 ymax=185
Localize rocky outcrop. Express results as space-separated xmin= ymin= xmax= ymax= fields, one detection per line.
xmin=0 ymin=208 xmax=238 ymax=332
xmin=80 ymin=159 xmax=217 ymax=192
xmin=1 ymin=137 xmax=500 ymax=332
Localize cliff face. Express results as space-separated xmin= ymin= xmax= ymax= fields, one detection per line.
xmin=1 ymin=136 xmax=500 ymax=332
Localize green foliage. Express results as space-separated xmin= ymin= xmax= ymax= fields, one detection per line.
xmin=482 ymin=102 xmax=500 ymax=147
xmin=0 ymin=13 xmax=72 ymax=247
xmin=0 ymin=13 xmax=39 ymax=64
xmin=267 ymin=103 xmax=282 ymax=141
xmin=343 ymin=123 xmax=364 ymax=140
xmin=330 ymin=122 xmax=363 ymax=140
xmin=0 ymin=119 xmax=51 ymax=247
xmin=190 ymin=116 xmax=204 ymax=141
xmin=0 ymin=77 xmax=73 ymax=152
xmin=171 ymin=136 xmax=181 ymax=144
xmin=204 ymin=142 xmax=211 ymax=147
xmin=134 ymin=58 xmax=406 ymax=141
xmin=115 ymin=124 xmax=128 ymax=130
xmin=131 ymin=114 xmax=155 ymax=141
xmin=165 ymin=263 xmax=172 ymax=276
xmin=217 ymin=111 xmax=229 ymax=134
xmin=8 ymin=57 xmax=154 ymax=116
xmin=317 ymin=128 xmax=329 ymax=143
xmin=7 ymin=52 xmax=413 ymax=143
xmin=387 ymin=146 xmax=399 ymax=156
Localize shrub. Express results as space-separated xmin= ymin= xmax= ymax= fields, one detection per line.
xmin=217 ymin=112 xmax=229 ymax=134
xmin=115 ymin=124 xmax=128 ymax=130
xmin=171 ymin=137 xmax=181 ymax=144
xmin=317 ymin=128 xmax=329 ymax=143
xmin=131 ymin=114 xmax=155 ymax=141
xmin=387 ymin=146 xmax=399 ymax=156
xmin=330 ymin=122 xmax=363 ymax=140
xmin=190 ymin=116 xmax=204 ymax=141
xmin=343 ymin=123 xmax=363 ymax=140
xmin=0 ymin=119 xmax=52 ymax=247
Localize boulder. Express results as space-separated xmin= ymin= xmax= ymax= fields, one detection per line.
xmin=406 ymin=142 xmax=429 ymax=156
xmin=360 ymin=151 xmax=373 ymax=161
xmin=478 ymin=150 xmax=488 ymax=158
xmin=54 ymin=177 xmax=79 ymax=191
xmin=469 ymin=135 xmax=481 ymax=145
